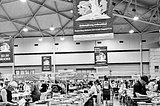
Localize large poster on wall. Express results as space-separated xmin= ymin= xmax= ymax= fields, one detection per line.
xmin=73 ymin=0 xmax=114 ymax=41
xmin=0 ymin=36 xmax=14 ymax=63
xmin=42 ymin=56 xmax=52 ymax=72
xmin=94 ymin=46 xmax=108 ymax=67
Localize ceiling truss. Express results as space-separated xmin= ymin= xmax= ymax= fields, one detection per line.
xmin=0 ymin=0 xmax=160 ymax=38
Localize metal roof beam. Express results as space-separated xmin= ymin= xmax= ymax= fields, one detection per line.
xmin=1 ymin=26 xmax=73 ymax=34
xmin=113 ymin=13 xmax=160 ymax=27
xmin=124 ymin=18 xmax=141 ymax=33
xmin=0 ymin=13 xmax=73 ymax=34
xmin=141 ymin=7 xmax=156 ymax=18
xmin=29 ymin=0 xmax=72 ymax=20
xmin=114 ymin=0 xmax=160 ymax=24
xmin=113 ymin=0 xmax=125 ymax=10
xmin=54 ymin=19 xmax=72 ymax=36
xmin=54 ymin=1 xmax=65 ymax=37
xmin=149 ymin=0 xmax=160 ymax=22
xmin=48 ymin=0 xmax=72 ymax=4
xmin=118 ymin=0 xmax=149 ymax=8
xmin=1 ymin=0 xmax=19 ymax=4
xmin=0 ymin=9 xmax=71 ymax=23
xmin=123 ymin=0 xmax=132 ymax=15
xmin=26 ymin=0 xmax=45 ymax=37
xmin=0 ymin=1 xmax=54 ymax=37
xmin=141 ymin=24 xmax=151 ymax=33
xmin=13 ymin=20 xmax=54 ymax=37
xmin=14 ymin=0 xmax=47 ymax=38
xmin=0 ymin=3 xmax=23 ymax=37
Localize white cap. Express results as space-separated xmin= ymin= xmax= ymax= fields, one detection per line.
xmin=0 ymin=81 xmax=3 ymax=83
xmin=9 ymin=81 xmax=18 ymax=87
xmin=156 ymin=77 xmax=160 ymax=81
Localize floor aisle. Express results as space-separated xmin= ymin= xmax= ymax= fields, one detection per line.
xmin=100 ymin=98 xmax=122 ymax=106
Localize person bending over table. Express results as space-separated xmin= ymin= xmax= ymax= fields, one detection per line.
xmin=132 ymin=75 xmax=151 ymax=106
xmin=133 ymin=75 xmax=149 ymax=98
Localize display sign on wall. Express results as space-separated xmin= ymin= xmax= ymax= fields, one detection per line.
xmin=94 ymin=46 xmax=108 ymax=67
xmin=0 ymin=36 xmax=14 ymax=63
xmin=13 ymin=74 xmax=40 ymax=81
xmin=42 ymin=56 xmax=52 ymax=72
xmin=73 ymin=0 xmax=114 ymax=41
xmin=15 ymin=69 xmax=35 ymax=75
xmin=155 ymin=66 xmax=159 ymax=72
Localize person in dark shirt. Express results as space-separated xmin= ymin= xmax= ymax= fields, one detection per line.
xmin=51 ymin=84 xmax=63 ymax=93
xmin=133 ymin=75 xmax=149 ymax=97
xmin=40 ymin=83 xmax=48 ymax=93
xmin=1 ymin=81 xmax=18 ymax=105
xmin=103 ymin=76 xmax=111 ymax=106
xmin=31 ymin=83 xmax=41 ymax=102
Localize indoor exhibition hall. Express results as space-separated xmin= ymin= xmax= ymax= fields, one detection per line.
xmin=0 ymin=0 xmax=160 ymax=106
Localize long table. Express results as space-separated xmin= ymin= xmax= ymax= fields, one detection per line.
xmin=33 ymin=93 xmax=92 ymax=106
xmin=12 ymin=92 xmax=31 ymax=101
xmin=121 ymin=89 xmax=160 ymax=106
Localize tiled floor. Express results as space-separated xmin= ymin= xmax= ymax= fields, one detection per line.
xmin=100 ymin=99 xmax=122 ymax=106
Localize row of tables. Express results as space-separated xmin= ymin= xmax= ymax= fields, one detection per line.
xmin=11 ymin=91 xmax=93 ymax=106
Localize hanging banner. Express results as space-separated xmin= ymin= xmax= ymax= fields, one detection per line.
xmin=94 ymin=46 xmax=108 ymax=67
xmin=15 ymin=69 xmax=35 ymax=75
xmin=42 ymin=56 xmax=52 ymax=72
xmin=73 ymin=0 xmax=114 ymax=41
xmin=0 ymin=36 xmax=14 ymax=63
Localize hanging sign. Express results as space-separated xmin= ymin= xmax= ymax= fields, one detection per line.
xmin=73 ymin=0 xmax=114 ymax=41
xmin=94 ymin=46 xmax=108 ymax=67
xmin=42 ymin=56 xmax=52 ymax=72
xmin=0 ymin=36 xmax=14 ymax=63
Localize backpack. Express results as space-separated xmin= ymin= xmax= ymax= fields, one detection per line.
xmin=51 ymin=85 xmax=59 ymax=93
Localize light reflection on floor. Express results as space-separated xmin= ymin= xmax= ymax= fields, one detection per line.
xmin=100 ymin=98 xmax=122 ymax=106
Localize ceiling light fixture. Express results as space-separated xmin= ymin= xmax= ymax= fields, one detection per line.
xmin=23 ymin=27 xmax=28 ymax=32
xmin=70 ymin=10 xmax=73 ymax=13
xmin=20 ymin=0 xmax=27 ymax=2
xmin=49 ymin=25 xmax=55 ymax=31
xmin=60 ymin=36 xmax=65 ymax=41
xmin=129 ymin=29 xmax=134 ymax=34
xmin=38 ymin=37 xmax=43 ymax=41
xmin=133 ymin=15 xmax=139 ymax=21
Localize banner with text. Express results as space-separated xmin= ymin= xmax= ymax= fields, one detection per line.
xmin=94 ymin=46 xmax=108 ymax=67
xmin=42 ymin=56 xmax=52 ymax=72
xmin=73 ymin=0 xmax=113 ymax=41
xmin=0 ymin=36 xmax=14 ymax=63
xmin=15 ymin=69 xmax=35 ymax=75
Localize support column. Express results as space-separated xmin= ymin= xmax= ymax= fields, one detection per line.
xmin=140 ymin=34 xmax=143 ymax=76
xmin=53 ymin=38 xmax=56 ymax=83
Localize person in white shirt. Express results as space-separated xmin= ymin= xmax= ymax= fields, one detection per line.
xmin=88 ymin=81 xmax=98 ymax=106
xmin=1 ymin=81 xmax=18 ymax=105
xmin=96 ymin=80 xmax=102 ymax=106
xmin=23 ymin=81 xmax=31 ymax=93
xmin=147 ymin=79 xmax=158 ymax=91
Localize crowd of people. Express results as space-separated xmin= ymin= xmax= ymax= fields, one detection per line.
xmin=0 ymin=77 xmax=135 ymax=106
xmin=84 ymin=75 xmax=160 ymax=106
xmin=117 ymin=75 xmax=160 ymax=106
xmin=0 ymin=75 xmax=160 ymax=106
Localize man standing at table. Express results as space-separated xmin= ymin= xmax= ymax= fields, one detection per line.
xmin=133 ymin=75 xmax=149 ymax=97
xmin=103 ymin=76 xmax=111 ymax=106
xmin=1 ymin=81 xmax=18 ymax=105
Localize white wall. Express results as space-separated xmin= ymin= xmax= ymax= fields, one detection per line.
xmin=149 ymin=48 xmax=160 ymax=78
xmin=0 ymin=33 xmax=159 ymax=76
